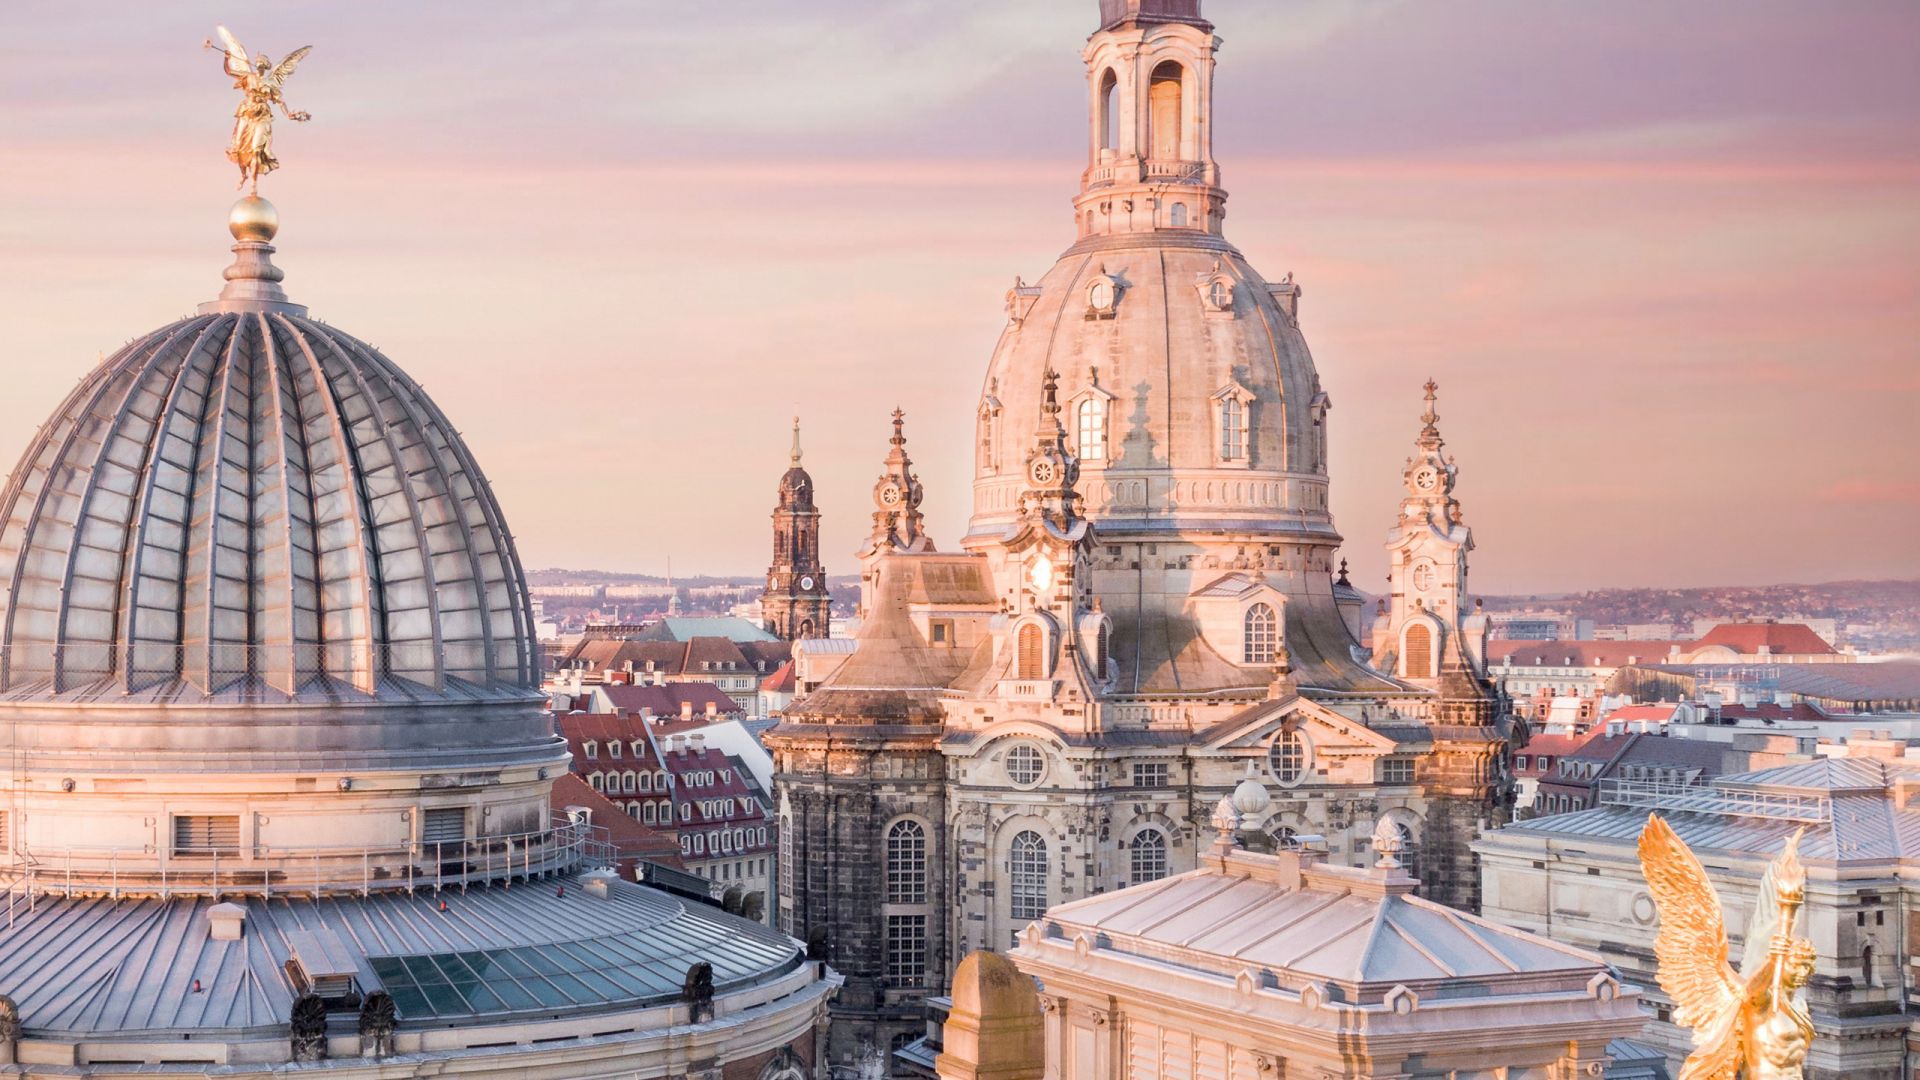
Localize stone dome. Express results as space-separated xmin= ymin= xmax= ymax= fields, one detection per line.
xmin=968 ymin=232 xmax=1331 ymax=546
xmin=0 ymin=198 xmax=550 ymax=772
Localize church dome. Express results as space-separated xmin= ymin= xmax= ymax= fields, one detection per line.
xmin=0 ymin=198 xmax=549 ymax=772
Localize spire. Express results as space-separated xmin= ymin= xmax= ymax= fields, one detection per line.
xmin=1418 ymin=378 xmax=1444 ymax=450
xmin=868 ymin=408 xmax=928 ymax=554
xmin=790 ymin=416 xmax=803 ymax=467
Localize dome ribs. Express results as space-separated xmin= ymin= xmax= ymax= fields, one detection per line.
xmin=0 ymin=336 xmax=140 ymax=689
xmin=271 ymin=314 xmax=382 ymax=695
xmin=119 ymin=317 xmax=227 ymax=692
xmin=252 ymin=312 xmax=326 ymax=695
xmin=301 ymin=323 xmax=446 ymax=692
xmin=349 ymin=344 xmax=530 ymax=687
xmin=49 ymin=320 xmax=208 ymax=692
xmin=183 ymin=317 xmax=260 ymax=694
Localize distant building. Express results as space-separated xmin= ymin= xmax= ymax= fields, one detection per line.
xmin=1533 ymin=730 xmax=1735 ymax=815
xmin=1511 ymin=731 xmax=1595 ymax=812
xmin=1479 ymin=756 xmax=1920 ymax=1080
xmin=932 ymin=807 xmax=1644 ymax=1080
xmin=763 ymin=418 xmax=831 ymax=641
xmin=556 ymin=712 xmax=778 ymax=923
xmin=1488 ymin=611 xmax=1594 ymax=640
xmin=550 ymin=772 xmax=685 ymax=880
xmin=1493 ymin=621 xmax=1850 ymax=716
xmin=550 ymin=629 xmax=791 ymax=716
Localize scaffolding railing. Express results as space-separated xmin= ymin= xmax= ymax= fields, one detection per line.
xmin=1598 ymin=777 xmax=1831 ymax=823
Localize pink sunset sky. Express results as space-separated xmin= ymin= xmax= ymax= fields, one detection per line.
xmin=1 ymin=0 xmax=1915 ymax=594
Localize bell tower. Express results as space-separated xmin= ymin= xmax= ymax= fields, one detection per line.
xmin=764 ymin=418 xmax=829 ymax=641
xmin=1077 ymin=0 xmax=1226 ymax=240
xmin=1372 ymin=382 xmax=1486 ymax=682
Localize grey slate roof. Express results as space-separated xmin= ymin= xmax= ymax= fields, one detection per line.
xmin=0 ymin=875 xmax=798 ymax=1038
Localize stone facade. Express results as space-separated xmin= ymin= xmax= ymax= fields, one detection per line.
xmin=766 ymin=1 xmax=1512 ymax=1067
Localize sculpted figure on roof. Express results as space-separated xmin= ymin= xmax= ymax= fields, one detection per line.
xmin=1639 ymin=814 xmax=1815 ymax=1080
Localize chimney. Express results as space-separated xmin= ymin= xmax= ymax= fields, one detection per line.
xmin=690 ymin=732 xmax=706 ymax=753
xmin=208 ymin=901 xmax=248 ymax=942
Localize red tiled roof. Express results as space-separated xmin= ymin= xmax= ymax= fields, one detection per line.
xmin=550 ymin=774 xmax=682 ymax=867
xmin=1489 ymin=642 xmax=1685 ymax=668
xmin=761 ymin=659 xmax=796 ymax=694
xmin=597 ymin=681 xmax=740 ymax=718
xmin=1691 ymin=622 xmax=1835 ymax=656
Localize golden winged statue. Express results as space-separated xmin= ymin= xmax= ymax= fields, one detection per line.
xmin=204 ymin=26 xmax=312 ymax=193
xmin=1638 ymin=814 xmax=1817 ymax=1080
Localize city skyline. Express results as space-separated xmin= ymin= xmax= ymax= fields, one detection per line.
xmin=3 ymin=0 xmax=1916 ymax=592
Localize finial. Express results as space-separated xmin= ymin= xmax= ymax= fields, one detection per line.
xmin=790 ymin=416 xmax=803 ymax=466
xmin=1337 ymin=558 xmax=1350 ymax=586
xmin=1041 ymin=369 xmax=1062 ymax=419
xmin=1210 ymin=797 xmax=1242 ymax=845
xmin=1372 ymin=817 xmax=1405 ymax=870
xmin=198 ymin=196 xmax=306 ymax=316
xmin=890 ymin=408 xmax=907 ymax=448
xmin=205 ymin=27 xmax=313 ymax=194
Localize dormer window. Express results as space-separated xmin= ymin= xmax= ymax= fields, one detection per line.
xmin=583 ymin=741 xmax=598 ymax=760
xmin=1195 ymin=263 xmax=1235 ymax=315
xmin=1085 ymin=268 xmax=1122 ymax=320
xmin=608 ymin=741 xmax=621 ymax=759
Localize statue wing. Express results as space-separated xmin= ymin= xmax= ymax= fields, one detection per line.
xmin=1638 ymin=816 xmax=1742 ymax=1031
xmin=215 ymin=25 xmax=250 ymax=76
xmin=271 ymin=45 xmax=313 ymax=83
xmin=1737 ymin=826 xmax=1806 ymax=982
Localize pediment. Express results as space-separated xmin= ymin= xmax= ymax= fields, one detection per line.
xmin=1201 ymin=694 xmax=1399 ymax=754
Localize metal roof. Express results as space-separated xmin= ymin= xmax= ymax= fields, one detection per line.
xmin=1501 ymin=758 xmax=1920 ymax=864
xmin=1034 ymin=850 xmax=1607 ymax=1001
xmin=0 ymin=875 xmax=799 ymax=1038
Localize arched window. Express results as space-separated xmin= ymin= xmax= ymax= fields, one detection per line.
xmin=1863 ymin=945 xmax=1875 ymax=987
xmin=1009 ymin=831 xmax=1049 ymax=922
xmin=589 ymin=772 xmax=603 ymax=792
xmin=1077 ymin=397 xmax=1106 ymax=462
xmin=1170 ymin=202 xmax=1189 ymax=228
xmin=1270 ymin=729 xmax=1308 ymax=785
xmin=1207 ymin=279 xmax=1229 ymax=308
xmin=1404 ymin=623 xmax=1434 ymax=679
xmin=1271 ymin=824 xmax=1299 ymax=849
xmin=887 ymin=820 xmax=928 ymax=904
xmin=1017 ymin=623 xmax=1044 ymax=679
xmin=1098 ymin=68 xmax=1119 ymax=151
xmin=1096 ymin=622 xmax=1111 ymax=677
xmin=1129 ymin=828 xmax=1169 ymax=885
xmin=1220 ymin=398 xmax=1246 ymax=460
xmin=1149 ymin=61 xmax=1184 ymax=160
xmin=1243 ymin=603 xmax=1278 ymax=665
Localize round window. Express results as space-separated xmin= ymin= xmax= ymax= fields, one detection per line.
xmin=1006 ymin=745 xmax=1046 ymax=787
xmin=1268 ymin=729 xmax=1310 ymax=786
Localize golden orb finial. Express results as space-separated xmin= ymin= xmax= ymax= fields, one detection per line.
xmin=229 ymin=195 xmax=279 ymax=243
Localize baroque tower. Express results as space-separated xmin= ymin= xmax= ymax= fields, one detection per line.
xmin=763 ymin=417 xmax=829 ymax=641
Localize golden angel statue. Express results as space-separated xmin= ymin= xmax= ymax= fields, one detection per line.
xmin=1638 ymin=815 xmax=1817 ymax=1080
xmin=204 ymin=26 xmax=312 ymax=192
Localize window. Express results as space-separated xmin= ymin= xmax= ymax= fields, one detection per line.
xmin=1096 ymin=622 xmax=1111 ymax=677
xmin=1006 ymin=745 xmax=1045 ymax=787
xmin=1404 ymin=623 xmax=1433 ymax=679
xmin=583 ymin=741 xmax=598 ymax=760
xmin=1379 ymin=758 xmax=1415 ymax=784
xmin=1171 ymin=202 xmax=1190 ymax=228
xmin=887 ymin=914 xmax=927 ymax=984
xmin=779 ymin=812 xmax=795 ymax=933
xmin=1077 ymin=397 xmax=1106 ymax=462
xmin=172 ymin=814 xmax=240 ymax=857
xmin=1207 ymin=278 xmax=1229 ymax=308
xmin=1149 ymin=61 xmax=1183 ymax=160
xmin=589 ymin=772 xmax=604 ymax=791
xmin=643 ymin=802 xmax=656 ymax=824
xmin=1219 ymin=398 xmax=1245 ymax=460
xmin=930 ymin=619 xmax=952 ymax=645
xmin=1270 ymin=729 xmax=1307 ymax=785
xmin=887 ymin=820 xmax=928 ymax=904
xmin=608 ymin=741 xmax=621 ymax=759
xmin=1017 ymin=623 xmax=1044 ymax=679
xmin=1132 ymin=762 xmax=1168 ymax=788
xmin=694 ymin=834 xmax=705 ymax=854
xmin=1130 ymin=828 xmax=1169 ymax=885
xmin=1863 ymin=945 xmax=1875 ymax=987
xmin=1098 ymin=68 xmax=1118 ymax=151
xmin=1009 ymin=831 xmax=1048 ymax=922
xmin=1271 ymin=825 xmax=1299 ymax=849
xmin=1243 ymin=603 xmax=1278 ymax=665
xmin=1514 ymin=755 xmax=1529 ymax=771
